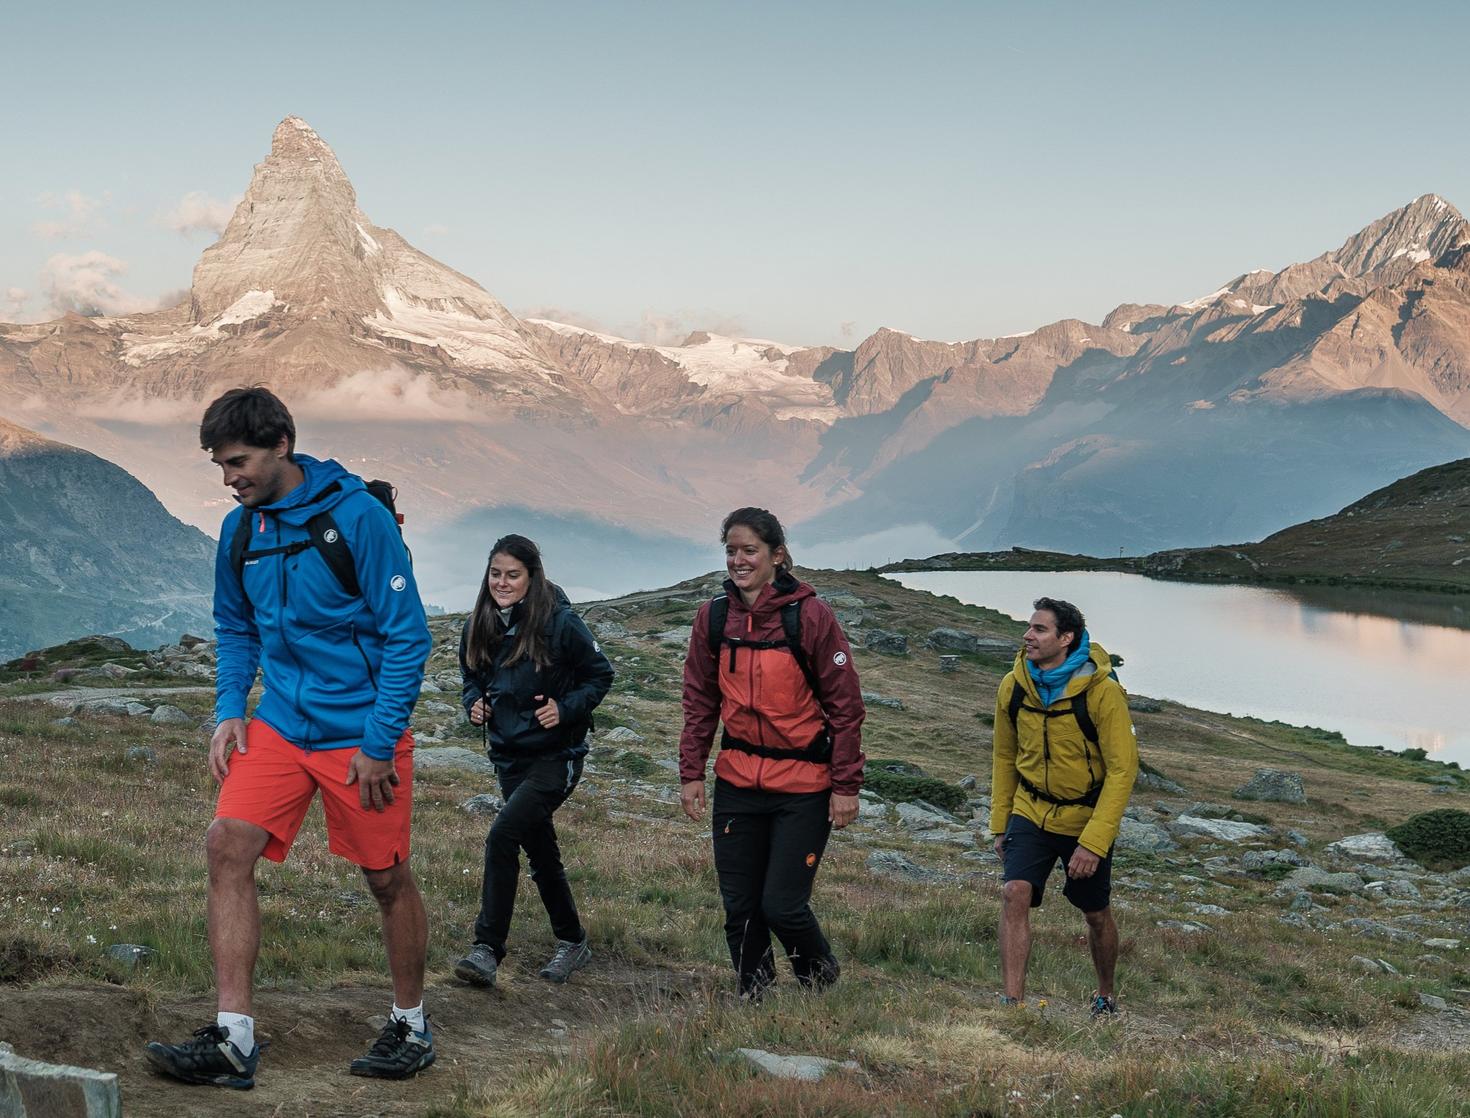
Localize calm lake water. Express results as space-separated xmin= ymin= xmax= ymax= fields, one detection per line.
xmin=886 ymin=570 xmax=1470 ymax=767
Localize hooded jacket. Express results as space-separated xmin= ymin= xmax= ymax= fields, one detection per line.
xmin=680 ymin=571 xmax=866 ymax=795
xmin=459 ymin=589 xmax=613 ymax=760
xmin=213 ymin=455 xmax=431 ymax=761
xmin=989 ymin=641 xmax=1137 ymax=856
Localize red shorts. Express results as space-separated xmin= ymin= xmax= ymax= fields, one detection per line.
xmin=215 ymin=719 xmax=415 ymax=870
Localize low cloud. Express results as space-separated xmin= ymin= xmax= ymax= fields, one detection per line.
xmin=292 ymin=365 xmax=482 ymax=422
xmin=3 ymin=287 xmax=30 ymax=320
xmin=519 ymin=305 xmax=610 ymax=333
xmin=631 ymin=308 xmax=748 ymax=346
xmin=72 ymin=393 xmax=204 ymax=424
xmin=840 ymin=320 xmax=856 ymax=340
xmin=33 ymin=190 xmax=107 ymax=240
xmin=423 ymin=223 xmax=450 ymax=237
xmin=160 ymin=191 xmax=240 ymax=237
xmin=41 ymin=251 xmax=152 ymax=317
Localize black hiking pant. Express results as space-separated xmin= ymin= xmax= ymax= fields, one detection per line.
xmin=711 ymin=777 xmax=838 ymax=995
xmin=473 ymin=755 xmax=585 ymax=959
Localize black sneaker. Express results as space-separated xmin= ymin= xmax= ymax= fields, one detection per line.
xmin=454 ymin=943 xmax=499 ymax=987
xmin=1090 ymin=994 xmax=1119 ymax=1018
xmin=538 ymin=937 xmax=591 ymax=983
xmin=349 ymin=1016 xmax=435 ymax=1079
xmin=144 ymin=1024 xmax=262 ymax=1089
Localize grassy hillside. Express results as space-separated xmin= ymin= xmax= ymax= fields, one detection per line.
xmin=885 ymin=457 xmax=1470 ymax=596
xmin=2 ymin=571 xmax=1469 ymax=1116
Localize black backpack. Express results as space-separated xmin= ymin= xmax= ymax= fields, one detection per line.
xmin=229 ymin=478 xmax=407 ymax=599
xmin=706 ymin=594 xmax=823 ymax=701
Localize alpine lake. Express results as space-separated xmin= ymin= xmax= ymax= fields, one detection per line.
xmin=885 ymin=569 xmax=1470 ymax=768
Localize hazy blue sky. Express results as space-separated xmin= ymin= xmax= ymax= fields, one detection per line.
xmin=4 ymin=0 xmax=1469 ymax=347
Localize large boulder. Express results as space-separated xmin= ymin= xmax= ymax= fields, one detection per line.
xmin=925 ymin=628 xmax=978 ymax=652
xmin=863 ymin=630 xmax=908 ymax=656
xmin=1115 ymin=817 xmax=1178 ymax=853
xmin=1233 ymin=769 xmax=1306 ymax=804
xmin=1325 ymin=833 xmax=1406 ymax=863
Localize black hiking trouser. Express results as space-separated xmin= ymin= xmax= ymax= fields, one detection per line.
xmin=711 ymin=777 xmax=838 ymax=995
xmin=473 ymin=755 xmax=585 ymax=959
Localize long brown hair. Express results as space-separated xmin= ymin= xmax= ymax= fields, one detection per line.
xmin=464 ymin=534 xmax=557 ymax=670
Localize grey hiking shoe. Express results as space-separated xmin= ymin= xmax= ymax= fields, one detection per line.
xmin=144 ymin=1024 xmax=262 ymax=1089
xmin=538 ymin=937 xmax=591 ymax=983
xmin=454 ymin=944 xmax=499 ymax=987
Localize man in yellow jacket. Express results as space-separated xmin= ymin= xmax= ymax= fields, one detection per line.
xmin=990 ymin=597 xmax=1137 ymax=1017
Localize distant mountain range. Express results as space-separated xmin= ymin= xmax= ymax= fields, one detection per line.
xmin=0 ymin=419 xmax=214 ymax=658
xmin=4 ymin=117 xmax=1470 ymax=605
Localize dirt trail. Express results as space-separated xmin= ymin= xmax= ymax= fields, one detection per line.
xmin=2 ymin=964 xmax=702 ymax=1117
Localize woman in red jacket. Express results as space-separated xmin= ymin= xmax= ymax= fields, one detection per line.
xmin=680 ymin=507 xmax=866 ymax=998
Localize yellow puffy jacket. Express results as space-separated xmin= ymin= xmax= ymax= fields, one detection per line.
xmin=989 ymin=642 xmax=1138 ymax=857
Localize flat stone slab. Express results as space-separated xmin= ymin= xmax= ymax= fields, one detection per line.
xmin=413 ymin=747 xmax=496 ymax=775
xmin=865 ymin=849 xmax=961 ymax=885
xmin=735 ymin=1048 xmax=859 ymax=1081
xmin=0 ymin=1045 xmax=120 ymax=1117
xmin=1325 ymin=832 xmax=1405 ymax=863
xmin=1169 ymin=814 xmax=1271 ymax=842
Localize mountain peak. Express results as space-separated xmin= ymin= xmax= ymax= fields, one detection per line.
xmin=1329 ymin=193 xmax=1469 ymax=277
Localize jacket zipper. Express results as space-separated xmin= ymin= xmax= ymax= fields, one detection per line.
xmin=351 ymin=623 xmax=377 ymax=690
xmin=274 ymin=513 xmax=312 ymax=748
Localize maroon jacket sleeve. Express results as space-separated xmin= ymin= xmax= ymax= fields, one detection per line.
xmin=803 ymin=597 xmax=866 ymax=795
xmin=679 ymin=600 xmax=721 ymax=783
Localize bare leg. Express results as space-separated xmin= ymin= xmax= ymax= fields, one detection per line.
xmin=207 ymin=818 xmax=272 ymax=1015
xmin=363 ymin=861 xmax=428 ymax=1009
xmin=999 ymin=880 xmax=1034 ymax=1001
xmin=1083 ymin=906 xmax=1118 ymax=997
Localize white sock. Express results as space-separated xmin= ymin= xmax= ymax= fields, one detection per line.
xmin=391 ymin=1003 xmax=425 ymax=1033
xmin=216 ymin=1011 xmax=254 ymax=1054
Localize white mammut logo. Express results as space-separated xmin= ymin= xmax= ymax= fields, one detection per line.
xmin=833 ymin=651 xmax=848 ymax=667
xmin=390 ymin=575 xmax=407 ymax=592
xmin=323 ymin=529 xmax=339 ymax=544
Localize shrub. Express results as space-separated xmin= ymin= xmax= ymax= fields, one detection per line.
xmin=863 ymin=763 xmax=968 ymax=813
xmin=1386 ymin=808 xmax=1470 ymax=870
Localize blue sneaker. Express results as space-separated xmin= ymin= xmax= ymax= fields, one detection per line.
xmin=145 ymin=1024 xmax=261 ymax=1089
xmin=349 ymin=1016 xmax=435 ymax=1079
xmin=1090 ymin=994 xmax=1119 ymax=1018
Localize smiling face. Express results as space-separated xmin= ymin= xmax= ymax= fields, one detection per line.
xmin=724 ymin=524 xmax=785 ymax=598
xmin=1023 ymin=609 xmax=1075 ymax=671
xmin=487 ymin=552 xmax=531 ymax=609
xmin=210 ymin=437 xmax=300 ymax=508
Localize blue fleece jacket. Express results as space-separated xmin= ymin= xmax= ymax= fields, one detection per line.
xmin=212 ymin=455 xmax=431 ymax=760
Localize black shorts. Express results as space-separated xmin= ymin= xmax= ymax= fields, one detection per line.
xmin=1001 ymin=814 xmax=1113 ymax=913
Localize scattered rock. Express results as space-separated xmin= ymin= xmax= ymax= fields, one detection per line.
xmin=1419 ymin=993 xmax=1448 ymax=1010
xmin=862 ymin=630 xmax=908 ymax=656
xmin=148 ymin=704 xmax=193 ymax=725
xmin=861 ymin=691 xmax=905 ymax=711
xmin=897 ymin=802 xmax=957 ymax=829
xmin=655 ymin=627 xmax=693 ymax=647
xmin=926 ymin=628 xmax=979 ymax=652
xmin=1135 ymin=769 xmax=1188 ymax=795
xmin=1325 ymin=833 xmax=1405 ymax=863
xmin=938 ymin=655 xmax=960 ymax=674
xmin=1115 ymin=817 xmax=1177 ymax=853
xmin=857 ymin=799 xmax=888 ymax=822
xmin=601 ymin=726 xmax=645 ymax=744
xmin=1169 ymin=815 xmax=1271 ymax=843
xmin=1156 ymin=920 xmax=1212 ymax=934
xmin=414 ymin=747 xmax=496 ymax=776
xmin=958 ymin=775 xmax=977 ymax=791
xmin=1283 ymin=829 xmax=1310 ymax=848
xmin=1288 ymin=892 xmax=1313 ymax=913
xmin=1128 ymin=697 xmax=1164 ymax=714
xmin=1339 ymin=918 xmax=1417 ymax=944
xmin=1242 ymin=849 xmax=1306 ymax=873
xmin=1280 ymin=866 xmax=1363 ymax=893
xmin=1351 ymin=955 xmax=1392 ymax=973
xmin=1233 ymin=769 xmax=1306 ymax=805
xmin=865 ymin=850 xmax=960 ymax=885
xmin=735 ymin=1048 xmax=860 ymax=1082
xmin=0 ymin=1045 xmax=120 ymax=1118
xmin=909 ymin=828 xmax=976 ymax=848
xmin=1187 ymin=903 xmax=1232 ymax=916
xmin=1423 ymin=938 xmax=1461 ymax=950
xmin=593 ymin=620 xmax=629 ymax=640
xmin=125 ymin=746 xmax=156 ymax=764
xmin=104 ymin=943 xmax=156 ymax=968
xmin=460 ymin=794 xmax=503 ymax=817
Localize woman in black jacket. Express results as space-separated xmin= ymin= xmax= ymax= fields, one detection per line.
xmin=453 ymin=534 xmax=613 ymax=988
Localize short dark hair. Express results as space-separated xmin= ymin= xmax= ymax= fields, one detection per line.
xmin=721 ymin=506 xmax=791 ymax=570
xmin=199 ymin=386 xmax=296 ymax=455
xmin=1033 ymin=596 xmax=1085 ymax=651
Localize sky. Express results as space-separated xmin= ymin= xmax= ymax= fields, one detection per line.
xmin=4 ymin=0 xmax=1470 ymax=348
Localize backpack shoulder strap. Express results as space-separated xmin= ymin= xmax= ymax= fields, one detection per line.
xmin=1071 ymin=689 xmax=1099 ymax=747
xmin=706 ymin=595 xmax=729 ymax=659
xmin=781 ymin=599 xmax=824 ymax=701
xmin=307 ymin=510 xmax=359 ymax=598
xmin=1006 ymin=675 xmax=1026 ymax=729
xmin=229 ymin=508 xmax=253 ymax=586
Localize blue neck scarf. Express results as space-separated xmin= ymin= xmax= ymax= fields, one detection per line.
xmin=1027 ymin=630 xmax=1092 ymax=707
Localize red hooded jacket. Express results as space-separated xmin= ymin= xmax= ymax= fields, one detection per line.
xmin=680 ymin=572 xmax=866 ymax=795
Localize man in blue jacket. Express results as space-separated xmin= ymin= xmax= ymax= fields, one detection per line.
xmin=146 ymin=387 xmax=434 ymax=1089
